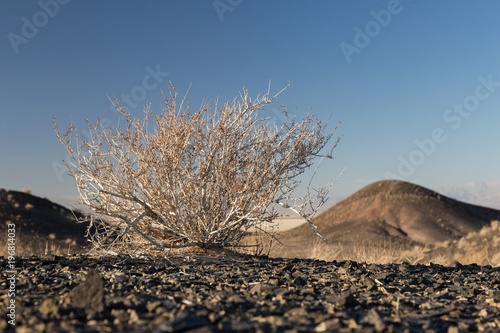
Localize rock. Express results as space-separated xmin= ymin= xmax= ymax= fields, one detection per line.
xmin=292 ymin=275 xmax=307 ymax=287
xmin=2 ymin=255 xmax=500 ymax=332
xmin=39 ymin=299 xmax=59 ymax=319
xmin=70 ymin=268 xmax=104 ymax=315
xmin=361 ymin=308 xmax=386 ymax=332
xmin=157 ymin=310 xmax=211 ymax=332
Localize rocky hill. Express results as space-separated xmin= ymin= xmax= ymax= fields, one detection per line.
xmin=0 ymin=188 xmax=90 ymax=254
xmin=276 ymin=180 xmax=500 ymax=258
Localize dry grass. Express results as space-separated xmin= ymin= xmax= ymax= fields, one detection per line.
xmin=0 ymin=230 xmax=79 ymax=258
xmin=301 ymin=239 xmax=410 ymax=265
xmin=273 ymin=221 xmax=500 ymax=266
xmin=3 ymin=221 xmax=499 ymax=267
xmin=402 ymin=220 xmax=500 ymax=266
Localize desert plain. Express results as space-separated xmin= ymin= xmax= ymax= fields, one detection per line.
xmin=1 ymin=180 xmax=500 ymax=332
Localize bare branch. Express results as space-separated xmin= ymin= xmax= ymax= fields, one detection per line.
xmin=118 ymin=214 xmax=165 ymax=250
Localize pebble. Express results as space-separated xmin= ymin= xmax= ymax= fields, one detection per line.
xmin=0 ymin=254 xmax=499 ymax=332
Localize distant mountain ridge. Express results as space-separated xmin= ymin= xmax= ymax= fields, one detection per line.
xmin=278 ymin=180 xmax=500 ymax=255
xmin=435 ymin=181 xmax=500 ymax=210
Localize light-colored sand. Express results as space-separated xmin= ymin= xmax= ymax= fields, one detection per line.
xmin=274 ymin=216 xmax=305 ymax=231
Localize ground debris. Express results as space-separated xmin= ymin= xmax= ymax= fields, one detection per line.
xmin=1 ymin=254 xmax=499 ymax=332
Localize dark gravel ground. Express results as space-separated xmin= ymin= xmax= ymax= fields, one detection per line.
xmin=2 ymin=254 xmax=500 ymax=332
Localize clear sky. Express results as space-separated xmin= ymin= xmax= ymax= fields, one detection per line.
xmin=1 ymin=1 xmax=500 ymax=209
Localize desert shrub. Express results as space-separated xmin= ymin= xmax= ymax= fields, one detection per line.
xmin=53 ymin=84 xmax=341 ymax=255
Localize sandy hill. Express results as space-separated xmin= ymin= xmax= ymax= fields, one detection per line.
xmin=0 ymin=188 xmax=90 ymax=254
xmin=276 ymin=180 xmax=500 ymax=257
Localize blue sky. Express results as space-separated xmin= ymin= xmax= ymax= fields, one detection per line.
xmin=1 ymin=1 xmax=500 ymax=209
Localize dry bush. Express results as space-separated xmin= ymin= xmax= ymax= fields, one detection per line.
xmin=53 ymin=83 xmax=341 ymax=255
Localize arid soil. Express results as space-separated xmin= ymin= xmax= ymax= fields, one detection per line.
xmin=1 ymin=254 xmax=500 ymax=332
xmin=1 ymin=183 xmax=500 ymax=332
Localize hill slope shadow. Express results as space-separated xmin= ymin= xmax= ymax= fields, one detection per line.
xmin=0 ymin=189 xmax=91 ymax=254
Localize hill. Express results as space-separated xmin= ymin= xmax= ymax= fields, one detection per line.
xmin=275 ymin=180 xmax=500 ymax=258
xmin=0 ymin=188 xmax=90 ymax=255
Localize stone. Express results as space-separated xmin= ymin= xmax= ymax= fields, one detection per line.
xmin=3 ymin=255 xmax=500 ymax=332
xmin=70 ymin=268 xmax=104 ymax=315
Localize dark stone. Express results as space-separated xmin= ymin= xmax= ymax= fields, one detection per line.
xmin=3 ymin=255 xmax=500 ymax=332
xmin=490 ymin=290 xmax=500 ymax=302
xmin=292 ymin=276 xmax=306 ymax=287
xmin=70 ymin=268 xmax=104 ymax=315
xmin=157 ymin=311 xmax=210 ymax=332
